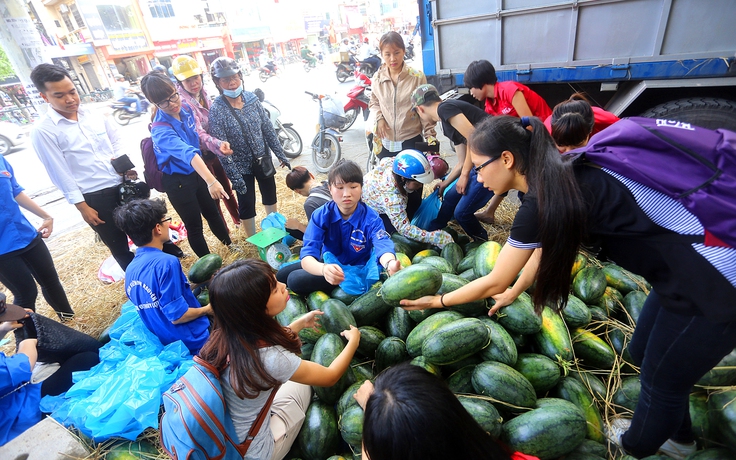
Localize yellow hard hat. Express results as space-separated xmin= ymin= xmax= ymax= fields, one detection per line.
xmin=171 ymin=55 xmax=202 ymax=81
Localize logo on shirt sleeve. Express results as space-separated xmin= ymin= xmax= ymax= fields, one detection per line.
xmin=375 ymin=229 xmax=390 ymax=240
xmin=350 ymin=229 xmax=367 ymax=252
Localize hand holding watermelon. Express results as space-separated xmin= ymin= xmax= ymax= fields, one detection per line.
xmin=354 ymin=379 xmax=374 ymax=410
xmin=489 ymin=289 xmax=517 ymax=315
xmin=400 ymin=295 xmax=442 ymax=310
xmin=291 ymin=310 xmax=324 ymax=333
xmin=340 ymin=324 xmax=361 ymax=345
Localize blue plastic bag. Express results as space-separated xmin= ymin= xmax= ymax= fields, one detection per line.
xmin=323 ymin=251 xmax=380 ymax=295
xmin=411 ymin=190 xmax=442 ymax=229
xmin=39 ymin=300 xmax=194 ymax=441
xmin=261 ymin=212 xmax=297 ymax=246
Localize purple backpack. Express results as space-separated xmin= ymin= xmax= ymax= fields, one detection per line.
xmin=572 ymin=117 xmax=736 ymax=248
xmin=140 ymin=121 xmax=171 ymax=193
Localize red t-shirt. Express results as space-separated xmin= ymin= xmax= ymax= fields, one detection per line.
xmin=543 ymin=106 xmax=620 ymax=135
xmin=511 ymin=452 xmax=540 ymax=460
xmin=484 ymin=81 xmax=552 ymax=120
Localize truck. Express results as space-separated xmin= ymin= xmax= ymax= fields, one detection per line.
xmin=417 ymin=0 xmax=736 ymax=130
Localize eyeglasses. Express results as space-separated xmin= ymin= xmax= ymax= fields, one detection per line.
xmin=159 ymin=217 xmax=172 ymax=225
xmin=155 ymin=92 xmax=179 ymax=109
xmin=474 ymin=156 xmax=500 ymax=173
xmin=219 ymin=75 xmax=241 ymax=84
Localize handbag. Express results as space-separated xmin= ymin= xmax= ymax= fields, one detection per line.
xmin=222 ymin=96 xmax=276 ymax=178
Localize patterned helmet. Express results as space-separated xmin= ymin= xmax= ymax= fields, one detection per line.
xmin=210 ymin=57 xmax=240 ymax=79
xmin=426 ymin=154 xmax=449 ymax=179
xmin=171 ymin=56 xmax=202 ymax=81
xmin=392 ymin=150 xmax=434 ymax=184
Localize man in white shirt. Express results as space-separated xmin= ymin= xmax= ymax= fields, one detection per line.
xmin=357 ymin=38 xmax=381 ymax=73
xmin=30 ymin=63 xmax=137 ymax=270
xmin=113 ymin=75 xmax=140 ymax=113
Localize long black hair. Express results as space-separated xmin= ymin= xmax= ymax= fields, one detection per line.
xmin=550 ymin=93 xmax=595 ymax=148
xmin=363 ymin=363 xmax=512 ymax=460
xmin=468 ymin=116 xmax=586 ymax=312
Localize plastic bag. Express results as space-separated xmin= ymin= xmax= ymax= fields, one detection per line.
xmin=261 ymin=212 xmax=297 ymax=246
xmin=411 ymin=190 xmax=442 ymax=230
xmin=323 ymin=251 xmax=379 ymax=295
xmin=40 ymin=300 xmax=193 ymax=441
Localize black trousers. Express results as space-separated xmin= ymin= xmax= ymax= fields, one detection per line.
xmin=276 ymin=261 xmax=334 ymax=297
xmin=41 ymin=351 xmax=100 ymax=397
xmin=162 ymin=172 xmax=231 ymax=257
xmin=0 ymin=236 xmax=74 ymax=319
xmin=236 ymin=169 xmax=278 ymax=220
xmin=83 ymin=186 xmax=135 ymax=270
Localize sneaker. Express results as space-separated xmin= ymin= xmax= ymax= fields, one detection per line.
xmin=658 ymin=439 xmax=697 ymax=460
xmin=605 ymin=417 xmax=632 ymax=450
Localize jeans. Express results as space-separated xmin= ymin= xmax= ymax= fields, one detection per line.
xmin=117 ymin=96 xmax=140 ymax=113
xmin=621 ymin=290 xmax=736 ymax=457
xmin=276 ymin=261 xmax=334 ymax=297
xmin=83 ymin=186 xmax=135 ymax=270
xmin=429 ymin=168 xmax=493 ymax=240
xmin=0 ymin=236 xmax=74 ymax=319
xmin=162 ymin=172 xmax=231 ymax=257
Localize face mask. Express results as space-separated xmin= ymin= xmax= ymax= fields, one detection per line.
xmin=222 ymin=85 xmax=243 ymax=98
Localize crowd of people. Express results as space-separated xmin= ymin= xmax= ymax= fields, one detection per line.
xmin=0 ymin=27 xmax=732 ymax=460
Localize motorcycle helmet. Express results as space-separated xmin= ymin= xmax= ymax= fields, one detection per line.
xmin=393 ymin=150 xmax=434 ymax=184
xmin=254 ymin=88 xmax=265 ymax=103
xmin=171 ymin=56 xmax=202 ymax=81
xmin=210 ymin=57 xmax=240 ymax=79
xmin=152 ymin=64 xmax=167 ymax=74
xmin=426 ymin=154 xmax=449 ymax=180
xmin=364 ymin=37 xmax=369 ymax=43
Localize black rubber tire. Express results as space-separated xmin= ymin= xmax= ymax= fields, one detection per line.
xmin=639 ymin=97 xmax=736 ymax=132
xmin=279 ymin=126 xmax=303 ymax=158
xmin=339 ymin=108 xmax=359 ymax=132
xmin=336 ymin=67 xmax=349 ymax=83
xmin=259 ymin=71 xmax=269 ymax=83
xmin=0 ymin=135 xmax=11 ymax=155
xmin=303 ymin=62 xmax=311 ymax=73
xmin=312 ymin=133 xmax=342 ymax=173
xmin=113 ymin=109 xmax=130 ymax=126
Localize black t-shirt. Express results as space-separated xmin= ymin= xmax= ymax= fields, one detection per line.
xmin=437 ymin=99 xmax=489 ymax=145
xmin=508 ymin=165 xmax=736 ymax=321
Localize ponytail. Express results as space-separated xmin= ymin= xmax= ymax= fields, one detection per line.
xmin=469 ymin=116 xmax=586 ymax=312
xmin=550 ymin=93 xmax=595 ymax=148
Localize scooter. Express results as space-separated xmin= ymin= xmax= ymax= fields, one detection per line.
xmin=339 ymin=71 xmax=372 ymax=133
xmin=302 ymin=59 xmax=317 ymax=72
xmin=357 ymin=52 xmax=381 ymax=78
xmin=405 ymin=42 xmax=416 ymax=61
xmin=305 ymin=91 xmax=343 ymax=173
xmin=258 ymin=61 xmax=279 ymax=82
xmin=335 ymin=59 xmax=357 ymax=83
xmin=254 ymin=88 xmax=303 ymax=159
xmin=110 ymin=91 xmax=150 ymax=126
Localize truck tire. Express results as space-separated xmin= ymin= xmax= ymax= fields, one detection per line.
xmin=640 ymin=97 xmax=736 ymax=132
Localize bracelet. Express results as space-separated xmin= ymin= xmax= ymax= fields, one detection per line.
xmin=382 ymin=256 xmax=397 ymax=270
xmin=440 ymin=294 xmax=450 ymax=309
xmin=207 ymin=180 xmax=217 ymax=188
xmin=322 ymin=264 xmax=327 ymax=276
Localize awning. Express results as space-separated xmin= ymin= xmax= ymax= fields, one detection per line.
xmin=47 ymin=43 xmax=95 ymax=58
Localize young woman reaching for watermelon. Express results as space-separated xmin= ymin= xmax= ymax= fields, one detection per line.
xmin=402 ymin=115 xmax=736 ymax=458
xmin=353 ymin=362 xmax=537 ymax=460
xmin=199 ymin=258 xmax=361 ymax=460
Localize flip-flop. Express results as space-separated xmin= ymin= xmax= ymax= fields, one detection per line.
xmin=474 ymin=212 xmax=495 ymax=225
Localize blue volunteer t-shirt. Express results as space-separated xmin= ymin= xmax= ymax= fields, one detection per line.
xmin=124 ymin=247 xmax=209 ymax=353
xmin=0 ymin=156 xmax=40 ymax=256
xmin=301 ymin=201 xmax=394 ymax=267
xmin=0 ymin=353 xmax=42 ymax=445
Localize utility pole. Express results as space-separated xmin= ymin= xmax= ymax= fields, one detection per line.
xmin=0 ymin=0 xmax=52 ymax=115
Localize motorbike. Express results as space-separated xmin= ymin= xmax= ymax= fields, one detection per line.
xmin=339 ymin=71 xmax=372 ymax=133
xmin=305 ymin=91 xmax=343 ymax=173
xmin=110 ymin=91 xmax=150 ymax=126
xmin=258 ymin=61 xmax=279 ymax=82
xmin=405 ymin=42 xmax=416 ymax=61
xmin=335 ymin=57 xmax=357 ymax=83
xmin=302 ymin=59 xmax=317 ymax=72
xmin=254 ymin=88 xmax=303 ymax=159
xmin=357 ymin=56 xmax=380 ymax=79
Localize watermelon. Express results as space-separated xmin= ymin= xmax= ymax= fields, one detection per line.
xmin=307 ymin=290 xmax=331 ymax=311
xmin=441 ymin=242 xmax=464 ymax=272
xmin=311 ymin=333 xmax=353 ymax=404
xmin=321 ymin=299 xmax=357 ymax=335
xmin=395 ymin=252 xmax=412 ymax=268
xmin=348 ymin=283 xmax=392 ymax=326
xmin=406 ymin=310 xmax=463 ymax=357
xmin=410 ymin=356 xmax=442 ymax=376
xmin=337 ymin=381 xmax=365 ymax=416
xmin=569 ymin=370 xmax=607 ymax=401
xmin=513 ymin=353 xmax=561 ymax=394
xmin=569 ymin=438 xmax=609 ymax=458
xmin=474 ymin=241 xmax=502 ymax=278
xmin=457 ymin=395 xmax=503 ymax=438
xmin=571 ymin=252 xmax=588 ymax=277
xmin=276 ymin=295 xmax=308 ymax=327
xmin=472 ymin=361 xmax=537 ymax=409
xmin=391 ymin=232 xmax=425 ymax=254
xmin=698 ymin=348 xmax=736 ymax=386
xmin=375 ymin=337 xmax=409 ymax=372
xmin=458 ymin=268 xmax=478 ymax=281
xmin=384 ymin=306 xmax=413 ymax=341
xmin=188 ymin=253 xmax=222 ymax=283
xmin=196 ymin=288 xmax=209 ymax=306
xmin=422 ymin=318 xmax=491 ymax=366
xmin=533 ymin=306 xmax=573 ymax=362
xmin=613 ymin=376 xmax=641 ymax=414
xmin=412 ymin=249 xmax=439 ymax=264
xmin=437 ymin=273 xmax=487 ymax=317
xmin=301 ymin=342 xmax=314 ymax=361
xmin=356 ymin=326 xmax=386 ymax=358
xmin=298 ymin=400 xmax=340 ymax=460
xmin=588 ymin=306 xmax=609 ymax=322
xmin=446 ymin=365 xmax=477 ymax=394
xmin=689 ymin=392 xmax=714 ymax=448
xmin=602 ymin=264 xmax=650 ymax=294
xmin=478 ymin=317 xmax=518 ymax=366
xmin=380 ymin=264 xmax=443 ymax=307
xmin=572 ymin=328 xmax=616 ymax=370
xmin=685 ymin=449 xmax=736 ymax=460
xmin=418 ymin=255 xmax=455 ymax=274
xmin=708 ymin=390 xmax=736 ymax=448
xmin=554 ymin=377 xmax=605 ymax=443
xmin=331 ymin=286 xmax=357 ymax=305
xmin=338 ymin=404 xmax=364 ymax=447
xmin=623 ymin=290 xmax=647 ymax=324
xmin=561 ymin=295 xmax=591 ymax=329
xmin=457 ymin=248 xmax=478 ymax=273
xmin=495 ymin=292 xmax=542 ymax=335
xmin=106 ymin=441 xmax=158 ymax=460
xmin=596 ymin=286 xmax=624 ymax=315
xmin=572 ymin=267 xmax=607 ymax=303
xmin=502 ymin=398 xmax=587 ymax=460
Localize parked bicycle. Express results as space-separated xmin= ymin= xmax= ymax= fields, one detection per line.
xmin=305 ymin=91 xmax=343 ymax=173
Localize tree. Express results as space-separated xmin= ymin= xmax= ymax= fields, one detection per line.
xmin=0 ymin=45 xmax=32 ymax=119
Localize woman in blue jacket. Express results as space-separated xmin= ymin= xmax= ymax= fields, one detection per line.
xmin=140 ymin=72 xmax=232 ymax=257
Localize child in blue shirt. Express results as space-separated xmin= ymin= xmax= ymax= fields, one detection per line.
xmin=276 ymin=160 xmax=400 ymax=296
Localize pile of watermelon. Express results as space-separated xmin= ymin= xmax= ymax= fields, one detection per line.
xmin=277 ymin=232 xmax=736 ymax=460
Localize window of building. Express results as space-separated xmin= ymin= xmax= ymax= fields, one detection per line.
xmin=70 ymin=4 xmax=85 ymax=28
xmin=97 ymin=4 xmax=137 ymax=31
xmin=61 ymin=12 xmax=75 ymax=32
xmin=148 ymin=0 xmax=175 ymax=19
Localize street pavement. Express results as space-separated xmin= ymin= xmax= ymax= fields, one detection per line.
xmin=3 ymin=49 xmax=439 ymax=241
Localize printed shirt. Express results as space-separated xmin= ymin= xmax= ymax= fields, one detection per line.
xmin=484 ymin=81 xmax=552 ymax=120
xmin=543 ymin=106 xmax=621 ymax=137
xmin=0 ymin=157 xmax=40 ymax=255
xmin=363 ymin=157 xmax=454 ymax=247
xmin=151 ymin=105 xmax=200 ymax=176
xmin=509 ymin=166 xmax=736 ymax=322
xmin=177 ymin=84 xmax=223 ymax=154
xmin=437 ymin=99 xmax=490 ymax=145
xmin=301 ymin=200 xmax=395 ymax=267
xmin=31 ymin=105 xmax=123 ymax=204
xmin=0 ymin=353 xmax=42 ymax=445
xmin=124 ymin=247 xmax=209 ymax=354
xmin=208 ymin=91 xmax=287 ymax=192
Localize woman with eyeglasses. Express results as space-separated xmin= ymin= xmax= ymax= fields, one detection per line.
xmin=208 ymin=57 xmax=290 ymax=237
xmin=140 ymin=72 xmax=233 ymax=257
